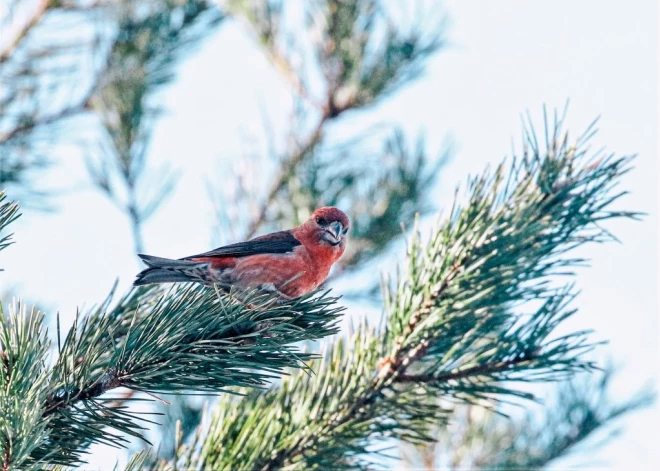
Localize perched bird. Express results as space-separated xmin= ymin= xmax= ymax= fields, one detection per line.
xmin=133 ymin=207 xmax=349 ymax=300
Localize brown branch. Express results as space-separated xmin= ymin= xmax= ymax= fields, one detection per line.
xmin=2 ymin=437 xmax=11 ymax=471
xmin=388 ymin=260 xmax=463 ymax=370
xmin=243 ymin=80 xmax=359 ymax=239
xmin=266 ymin=47 xmax=324 ymax=111
xmin=260 ymin=257 xmax=468 ymax=470
xmin=240 ymin=9 xmax=362 ymax=239
xmin=396 ymin=356 xmax=534 ymax=384
xmin=42 ymin=367 xmax=125 ymax=416
xmin=0 ymin=0 xmax=51 ymax=65
xmin=0 ymin=99 xmax=91 ymax=145
xmin=245 ymin=115 xmax=328 ymax=238
xmin=230 ymin=8 xmax=323 ymax=111
xmin=0 ymin=1 xmax=115 ymax=146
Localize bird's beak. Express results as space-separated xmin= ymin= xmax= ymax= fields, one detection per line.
xmin=324 ymin=221 xmax=344 ymax=245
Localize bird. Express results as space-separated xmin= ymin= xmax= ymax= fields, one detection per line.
xmin=133 ymin=207 xmax=349 ymax=300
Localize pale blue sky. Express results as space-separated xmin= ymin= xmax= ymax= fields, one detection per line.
xmin=1 ymin=0 xmax=657 ymax=468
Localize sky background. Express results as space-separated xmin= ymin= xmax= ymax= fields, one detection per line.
xmin=1 ymin=0 xmax=658 ymax=469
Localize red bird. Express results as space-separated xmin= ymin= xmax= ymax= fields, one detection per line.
xmin=133 ymin=207 xmax=349 ymax=300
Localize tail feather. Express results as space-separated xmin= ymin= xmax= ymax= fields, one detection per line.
xmin=138 ymin=254 xmax=197 ymax=269
xmin=134 ymin=254 xmax=211 ymax=286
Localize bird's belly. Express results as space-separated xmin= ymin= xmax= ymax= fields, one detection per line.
xmin=231 ymin=254 xmax=327 ymax=297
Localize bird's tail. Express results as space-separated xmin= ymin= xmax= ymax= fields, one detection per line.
xmin=133 ymin=254 xmax=210 ymax=286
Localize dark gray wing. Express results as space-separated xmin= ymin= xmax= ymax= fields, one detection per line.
xmin=182 ymin=230 xmax=301 ymax=259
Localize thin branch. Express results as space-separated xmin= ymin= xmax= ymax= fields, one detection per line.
xmin=43 ymin=367 xmax=125 ymax=416
xmin=0 ymin=0 xmax=50 ymax=65
xmin=396 ymin=356 xmax=534 ymax=384
xmin=260 ymin=265 xmax=465 ymax=470
xmin=264 ymin=44 xmax=324 ymax=111
xmin=127 ymin=201 xmax=144 ymax=254
xmin=245 ymin=114 xmax=328 ymax=238
xmin=0 ymin=95 xmax=92 ymax=145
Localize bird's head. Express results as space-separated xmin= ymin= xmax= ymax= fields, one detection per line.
xmin=297 ymin=207 xmax=350 ymax=255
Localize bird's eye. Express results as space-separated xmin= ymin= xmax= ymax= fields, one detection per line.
xmin=342 ymin=226 xmax=349 ymax=234
xmin=316 ymin=217 xmax=327 ymax=225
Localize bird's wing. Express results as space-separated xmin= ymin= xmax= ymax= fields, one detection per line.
xmin=182 ymin=230 xmax=302 ymax=259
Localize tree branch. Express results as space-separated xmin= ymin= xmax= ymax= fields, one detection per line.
xmin=43 ymin=367 xmax=124 ymax=416
xmin=0 ymin=0 xmax=50 ymax=65
xmin=0 ymin=95 xmax=92 ymax=146
xmin=27 ymin=284 xmax=344 ymax=466
xmin=396 ymin=356 xmax=535 ymax=384
xmin=245 ymin=114 xmax=328 ymax=238
xmin=189 ymin=115 xmax=638 ymax=471
xmin=258 ymin=268 xmax=466 ymax=470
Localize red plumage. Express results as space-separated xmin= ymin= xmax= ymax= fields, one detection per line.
xmin=134 ymin=207 xmax=350 ymax=299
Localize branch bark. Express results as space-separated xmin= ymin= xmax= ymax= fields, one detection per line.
xmin=259 ymin=256 xmax=468 ymax=470
xmin=396 ymin=356 xmax=534 ymax=384
xmin=43 ymin=367 xmax=125 ymax=416
xmin=0 ymin=98 xmax=92 ymax=145
xmin=245 ymin=114 xmax=328 ymax=238
xmin=0 ymin=0 xmax=50 ymax=65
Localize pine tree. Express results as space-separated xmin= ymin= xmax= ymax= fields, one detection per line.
xmin=0 ymin=1 xmax=652 ymax=469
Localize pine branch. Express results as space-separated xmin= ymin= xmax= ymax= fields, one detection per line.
xmin=25 ymin=284 xmax=343 ymax=467
xmin=221 ymin=0 xmax=444 ymax=239
xmin=479 ymin=374 xmax=654 ymax=470
xmin=0 ymin=99 xmax=90 ymax=147
xmin=2 ymin=188 xmax=346 ymax=470
xmin=245 ymin=116 xmax=327 ymax=238
xmin=0 ymin=302 xmax=51 ymax=471
xmin=222 ymin=0 xmax=323 ymax=110
xmin=0 ymin=0 xmax=109 ymax=146
xmin=408 ymin=369 xmax=654 ymax=470
xmin=170 ymin=114 xmax=638 ymax=470
xmin=85 ymin=0 xmax=224 ymax=254
xmin=395 ymin=356 xmax=540 ymax=384
xmin=0 ymin=0 xmax=112 ymax=207
xmin=0 ymin=192 xmax=20 ymax=257
xmin=0 ymin=0 xmax=51 ymax=65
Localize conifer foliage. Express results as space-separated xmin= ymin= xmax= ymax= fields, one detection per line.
xmin=0 ymin=1 xmax=651 ymax=470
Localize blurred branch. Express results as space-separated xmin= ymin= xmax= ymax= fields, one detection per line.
xmin=0 ymin=99 xmax=89 ymax=147
xmin=220 ymin=0 xmax=444 ymax=247
xmin=0 ymin=192 xmax=20 ymax=258
xmin=400 ymin=369 xmax=654 ymax=470
xmin=478 ymin=372 xmax=654 ymax=469
xmin=309 ymin=129 xmax=446 ymax=271
xmin=1 ymin=0 xmax=223 ymax=242
xmin=0 ymin=0 xmax=113 ymax=207
xmin=85 ymin=0 xmax=224 ymax=254
xmin=245 ymin=115 xmax=327 ymax=238
xmin=0 ymin=0 xmax=51 ymax=65
xmin=223 ymin=0 xmax=323 ymax=110
xmin=0 ymin=0 xmax=107 ymax=146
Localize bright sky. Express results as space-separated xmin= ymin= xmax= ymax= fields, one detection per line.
xmin=1 ymin=0 xmax=657 ymax=469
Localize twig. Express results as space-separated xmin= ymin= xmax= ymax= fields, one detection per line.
xmin=43 ymin=367 xmax=124 ymax=416
xmin=0 ymin=99 xmax=91 ymax=145
xmin=260 ymin=257 xmax=467 ymax=470
xmin=245 ymin=114 xmax=328 ymax=238
xmin=266 ymin=47 xmax=324 ymax=111
xmin=0 ymin=0 xmax=50 ymax=65
xmin=396 ymin=356 xmax=534 ymax=384
xmin=0 ymin=1 xmax=114 ymax=146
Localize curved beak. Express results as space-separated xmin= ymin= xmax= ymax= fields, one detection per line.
xmin=329 ymin=221 xmax=343 ymax=239
xmin=323 ymin=221 xmax=344 ymax=245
